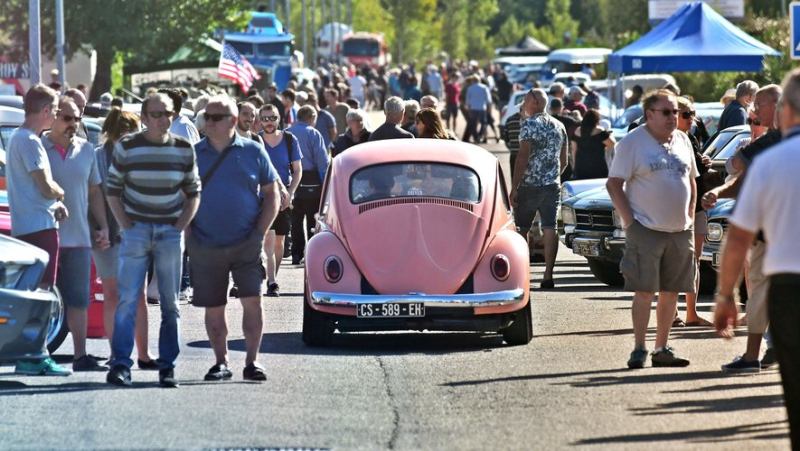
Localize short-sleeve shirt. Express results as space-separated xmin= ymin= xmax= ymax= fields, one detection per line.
xmin=6 ymin=127 xmax=58 ymax=237
xmin=608 ymin=126 xmax=699 ymax=233
xmin=169 ymin=115 xmax=201 ymax=144
xmin=315 ymin=108 xmax=337 ymax=149
xmin=192 ymin=134 xmax=280 ymax=247
xmin=730 ymin=131 xmax=800 ymax=275
xmin=327 ymin=103 xmax=350 ymax=137
xmin=42 ymin=135 xmax=101 ymax=247
xmin=518 ymin=113 xmax=568 ymax=187
xmin=286 ymin=123 xmax=330 ymax=180
xmin=263 ymin=132 xmax=303 ymax=186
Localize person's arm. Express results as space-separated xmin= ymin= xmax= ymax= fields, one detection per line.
xmin=713 ymin=225 xmax=753 ymax=338
xmin=256 ymin=180 xmax=280 ymax=236
xmin=315 ymin=136 xmax=331 ymax=180
xmin=570 ymin=141 xmax=577 ymax=170
xmin=688 ymin=173 xmax=696 ymax=221
xmin=606 ymin=177 xmax=634 ymax=227
xmin=510 ymin=140 xmax=530 ymax=207
xmin=288 ymin=160 xmax=303 ymax=196
xmin=603 ymin=136 xmax=616 ymax=149
xmin=107 ymin=195 xmax=133 ymax=230
xmin=29 ymin=169 xmax=64 ymax=200
xmin=702 ymin=167 xmax=747 ymax=209
xmin=559 ymin=137 xmax=568 ymax=175
xmin=88 ymin=184 xmax=110 ymax=249
xmin=173 ymin=195 xmax=200 ymax=232
xmin=328 ymin=126 xmax=337 ymax=144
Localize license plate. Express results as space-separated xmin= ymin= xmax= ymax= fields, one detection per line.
xmin=356 ymin=303 xmax=425 ymax=318
xmin=573 ymin=241 xmax=600 ymax=257
xmin=712 ymin=252 xmax=721 ymax=267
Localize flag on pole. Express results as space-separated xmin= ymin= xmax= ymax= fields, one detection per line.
xmin=218 ymin=42 xmax=261 ymax=93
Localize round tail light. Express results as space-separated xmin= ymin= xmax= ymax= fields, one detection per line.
xmin=491 ymin=254 xmax=510 ymax=281
xmin=324 ymin=256 xmax=343 ymax=283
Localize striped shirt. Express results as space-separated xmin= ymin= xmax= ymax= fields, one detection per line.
xmin=107 ymin=132 xmax=201 ymax=225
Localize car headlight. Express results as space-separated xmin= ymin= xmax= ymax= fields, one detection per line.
xmin=0 ymin=262 xmax=25 ymax=289
xmin=561 ymin=206 xmax=576 ymax=225
xmin=612 ymin=210 xmax=623 ymax=229
xmin=707 ymin=222 xmax=724 ymax=242
xmin=561 ymin=185 xmax=573 ymax=201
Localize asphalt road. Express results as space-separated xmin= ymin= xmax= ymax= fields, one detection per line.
xmin=0 ymin=121 xmax=790 ymax=450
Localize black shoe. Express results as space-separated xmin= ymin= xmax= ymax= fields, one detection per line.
xmin=146 ymin=297 xmax=159 ymax=305
xmin=266 ymin=282 xmax=280 ymax=297
xmin=761 ymin=348 xmax=778 ymax=369
xmin=229 ymin=284 xmax=239 ymax=298
xmin=137 ymin=359 xmax=159 ymax=370
xmin=291 ymin=256 xmax=303 ymax=265
xmin=651 ymin=347 xmax=690 ymax=367
xmin=204 ymin=363 xmax=233 ymax=381
xmin=243 ymin=362 xmax=267 ymax=381
xmin=87 ymin=354 xmax=107 ymax=362
xmin=530 ymin=254 xmax=545 ymax=264
xmin=159 ymin=368 xmax=179 ymax=388
xmin=540 ymin=279 xmax=554 ymax=289
xmin=73 ymin=355 xmax=109 ymax=372
xmin=107 ymin=365 xmax=132 ymax=387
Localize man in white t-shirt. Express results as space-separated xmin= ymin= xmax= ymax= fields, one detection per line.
xmin=348 ymin=70 xmax=367 ymax=108
xmin=714 ymin=69 xmax=800 ymax=449
xmin=607 ymin=89 xmax=699 ymax=370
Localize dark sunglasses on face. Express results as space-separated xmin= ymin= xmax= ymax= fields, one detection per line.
xmin=147 ymin=110 xmax=173 ymax=119
xmin=260 ymin=115 xmax=279 ymax=122
xmin=58 ymin=114 xmax=81 ymax=123
xmin=747 ymin=117 xmax=762 ymax=126
xmin=204 ymin=113 xmax=232 ymax=122
xmin=649 ymin=108 xmax=679 ymax=117
xmin=680 ymin=111 xmax=695 ymax=120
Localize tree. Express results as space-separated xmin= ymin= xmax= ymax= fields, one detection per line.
xmin=378 ymin=0 xmax=437 ymax=63
xmin=440 ymin=0 xmax=468 ymax=61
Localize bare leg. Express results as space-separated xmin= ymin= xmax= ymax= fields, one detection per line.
xmin=66 ymin=307 xmax=88 ymax=358
xmin=204 ymin=305 xmax=229 ymax=365
xmin=542 ymin=229 xmax=558 ymax=281
xmin=656 ymin=292 xmax=679 ymax=349
xmin=264 ymin=231 xmax=277 ymax=284
xmin=240 ymin=296 xmax=264 ymax=366
xmin=743 ymin=333 xmax=764 ymax=361
xmin=632 ymin=291 xmax=655 ymax=349
xmin=684 ymin=237 xmax=709 ymax=325
xmin=274 ymin=235 xmax=285 ymax=276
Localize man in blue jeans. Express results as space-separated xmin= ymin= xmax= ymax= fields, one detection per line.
xmin=465 ymin=74 xmax=492 ymax=144
xmin=105 ymin=93 xmax=201 ymax=388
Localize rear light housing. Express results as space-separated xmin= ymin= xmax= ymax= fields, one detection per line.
xmin=324 ymin=256 xmax=343 ymax=283
xmin=490 ymin=254 xmax=510 ymax=281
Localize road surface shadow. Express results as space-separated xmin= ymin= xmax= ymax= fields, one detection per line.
xmin=573 ymin=420 xmax=788 ymax=446
xmin=663 ymin=379 xmax=782 ymax=394
xmin=188 ymin=331 xmax=510 ymax=356
xmin=630 ymin=394 xmax=785 ymax=416
xmin=445 ymin=369 xmax=740 ymax=388
xmin=536 ymin=327 xmax=635 ymax=338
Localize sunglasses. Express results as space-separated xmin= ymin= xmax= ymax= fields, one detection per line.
xmin=260 ymin=115 xmax=279 ymax=122
xmin=649 ymin=108 xmax=679 ymax=117
xmin=680 ymin=111 xmax=695 ymax=120
xmin=204 ymin=113 xmax=233 ymax=122
xmin=58 ymin=114 xmax=82 ymax=123
xmin=147 ymin=110 xmax=173 ymax=119
xmin=747 ymin=117 xmax=762 ymax=126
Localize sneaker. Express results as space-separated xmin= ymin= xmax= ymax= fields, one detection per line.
xmin=243 ymin=362 xmax=267 ymax=381
xmin=159 ymin=368 xmax=179 ymax=388
xmin=15 ymin=358 xmax=72 ymax=376
xmin=73 ymin=355 xmax=109 ymax=372
xmin=627 ymin=347 xmax=648 ymax=369
xmin=651 ymin=347 xmax=690 ymax=367
xmin=721 ymin=355 xmax=760 ymax=374
xmin=266 ymin=282 xmax=280 ymax=297
xmin=761 ymin=348 xmax=778 ymax=369
xmin=137 ymin=358 xmax=159 ymax=370
xmin=106 ymin=365 xmax=132 ymax=387
xmin=204 ymin=363 xmax=233 ymax=381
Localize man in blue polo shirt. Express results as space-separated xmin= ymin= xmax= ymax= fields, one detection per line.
xmin=188 ymin=96 xmax=281 ymax=382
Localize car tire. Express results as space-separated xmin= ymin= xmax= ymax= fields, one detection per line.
xmin=302 ymin=286 xmax=333 ymax=347
xmin=586 ymin=258 xmax=625 ymax=287
xmin=502 ymin=299 xmax=533 ymax=346
xmin=46 ymin=285 xmax=69 ymax=354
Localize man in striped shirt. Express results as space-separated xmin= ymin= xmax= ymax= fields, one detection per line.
xmin=105 ymin=93 xmax=201 ymax=388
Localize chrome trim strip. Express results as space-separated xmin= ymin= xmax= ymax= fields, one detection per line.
xmin=311 ymin=288 xmax=525 ymax=308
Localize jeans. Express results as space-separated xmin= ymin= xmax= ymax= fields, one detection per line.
xmin=468 ymin=110 xmax=487 ymax=143
xmin=112 ymin=222 xmax=184 ymax=370
xmin=767 ymin=274 xmax=800 ymax=449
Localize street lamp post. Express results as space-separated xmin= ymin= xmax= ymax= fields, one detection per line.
xmin=29 ymin=0 xmax=41 ymax=85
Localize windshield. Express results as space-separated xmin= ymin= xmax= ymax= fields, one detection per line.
xmin=350 ymin=162 xmax=481 ymax=204
xmin=612 ymin=106 xmax=642 ymax=129
xmin=703 ymin=129 xmax=741 ymax=157
xmin=257 ymin=42 xmax=292 ymax=58
xmin=250 ymin=17 xmax=275 ymax=28
xmin=228 ymin=41 xmax=254 ymax=58
xmin=342 ymin=39 xmax=380 ymax=57
xmin=714 ymin=131 xmax=751 ymax=161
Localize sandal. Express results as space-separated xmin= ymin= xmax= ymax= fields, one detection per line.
xmin=672 ymin=317 xmax=686 ymax=328
xmin=243 ymin=362 xmax=267 ymax=381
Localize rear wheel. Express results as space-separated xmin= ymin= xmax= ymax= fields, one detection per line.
xmin=46 ymin=286 xmax=69 ymax=354
xmin=502 ymin=300 xmax=533 ymax=346
xmin=302 ymin=286 xmax=334 ymax=347
xmin=586 ymin=258 xmax=625 ymax=287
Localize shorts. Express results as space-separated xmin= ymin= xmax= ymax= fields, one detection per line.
xmin=693 ymin=210 xmax=708 ymax=236
xmin=92 ymin=244 xmax=120 ymax=280
xmin=186 ymin=232 xmax=265 ymax=308
xmin=16 ymin=228 xmax=59 ymax=287
xmin=515 ymin=184 xmax=560 ymax=231
xmin=56 ymin=247 xmax=92 ymax=309
xmin=446 ymin=104 xmax=459 ymax=119
xmin=620 ymin=220 xmax=696 ymax=293
xmin=270 ymin=208 xmax=291 ymax=236
xmin=746 ymin=241 xmax=769 ymax=334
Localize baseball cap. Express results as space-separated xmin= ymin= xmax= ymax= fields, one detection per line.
xmin=568 ymin=86 xmax=585 ymax=97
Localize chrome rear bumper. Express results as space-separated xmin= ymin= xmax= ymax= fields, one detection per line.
xmin=311 ymin=289 xmax=525 ymax=308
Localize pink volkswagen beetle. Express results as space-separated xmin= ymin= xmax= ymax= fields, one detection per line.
xmin=303 ymin=140 xmax=532 ymax=346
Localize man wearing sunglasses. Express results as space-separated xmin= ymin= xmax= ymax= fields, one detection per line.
xmin=607 ymin=89 xmax=699 ymax=370
xmin=105 ymin=92 xmax=201 ymax=388
xmin=42 ymin=97 xmax=110 ymax=372
xmin=188 ymin=96 xmax=280 ymax=382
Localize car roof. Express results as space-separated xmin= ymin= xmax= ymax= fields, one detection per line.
xmin=0 ymin=105 xmax=25 ymax=125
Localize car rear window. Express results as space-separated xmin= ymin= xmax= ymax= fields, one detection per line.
xmin=350 ymin=162 xmax=481 ymax=204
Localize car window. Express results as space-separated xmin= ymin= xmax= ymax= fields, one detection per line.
xmin=612 ymin=106 xmax=642 ymax=129
xmin=0 ymin=125 xmax=17 ymax=152
xmin=714 ymin=131 xmax=751 ymax=161
xmin=702 ymin=129 xmax=739 ymax=157
xmin=350 ymin=162 xmax=481 ymax=205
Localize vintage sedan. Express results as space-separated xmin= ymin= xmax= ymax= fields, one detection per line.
xmin=303 ymin=140 xmax=532 ymax=346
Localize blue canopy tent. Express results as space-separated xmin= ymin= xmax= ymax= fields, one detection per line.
xmin=607 ymin=2 xmax=780 ymax=108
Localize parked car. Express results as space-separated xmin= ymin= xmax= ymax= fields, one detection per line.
xmin=0 ymin=234 xmax=61 ymax=361
xmin=303 ymin=140 xmax=532 ymax=346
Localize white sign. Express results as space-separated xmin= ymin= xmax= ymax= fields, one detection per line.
xmin=648 ymin=0 xmax=745 ymax=21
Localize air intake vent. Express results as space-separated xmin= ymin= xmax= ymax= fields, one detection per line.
xmin=358 ymin=197 xmax=474 ymax=214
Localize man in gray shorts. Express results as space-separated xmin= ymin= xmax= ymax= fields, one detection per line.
xmin=188 ymin=96 xmax=281 ymax=381
xmin=510 ymin=88 xmax=568 ymax=289
xmin=607 ymin=89 xmax=699 ymax=369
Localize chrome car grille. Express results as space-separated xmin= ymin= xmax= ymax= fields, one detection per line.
xmin=574 ymin=209 xmax=615 ymax=232
xmin=358 ymin=197 xmax=474 ymax=214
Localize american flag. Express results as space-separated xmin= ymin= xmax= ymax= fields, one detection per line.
xmin=218 ymin=42 xmax=261 ymax=93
